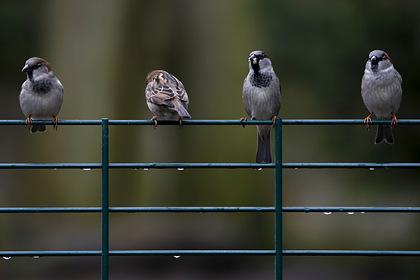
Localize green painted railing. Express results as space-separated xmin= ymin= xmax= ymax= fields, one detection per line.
xmin=1 ymin=118 xmax=420 ymax=280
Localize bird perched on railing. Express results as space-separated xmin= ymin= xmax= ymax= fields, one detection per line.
xmin=145 ymin=70 xmax=191 ymax=126
xmin=361 ymin=50 xmax=402 ymax=144
xmin=20 ymin=57 xmax=64 ymax=133
xmin=242 ymin=51 xmax=281 ymax=163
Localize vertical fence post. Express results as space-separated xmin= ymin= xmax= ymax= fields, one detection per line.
xmin=101 ymin=118 xmax=109 ymax=280
xmin=275 ymin=117 xmax=283 ymax=280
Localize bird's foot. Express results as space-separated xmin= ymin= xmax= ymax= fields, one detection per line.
xmin=151 ymin=116 xmax=158 ymax=128
xmin=391 ymin=114 xmax=398 ymax=127
xmin=25 ymin=116 xmax=33 ymax=126
xmin=240 ymin=117 xmax=248 ymax=128
xmin=52 ymin=115 xmax=59 ymax=130
xmin=363 ymin=114 xmax=373 ymax=129
xmin=178 ymin=117 xmax=184 ymax=126
xmin=271 ymin=115 xmax=277 ymax=127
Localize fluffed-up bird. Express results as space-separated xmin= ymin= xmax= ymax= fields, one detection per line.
xmin=243 ymin=50 xmax=281 ymax=163
xmin=145 ymin=70 xmax=191 ymax=125
xmin=361 ymin=50 xmax=402 ymax=144
xmin=20 ymin=57 xmax=64 ymax=133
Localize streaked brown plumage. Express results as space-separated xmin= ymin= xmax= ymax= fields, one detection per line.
xmin=145 ymin=70 xmax=191 ymax=122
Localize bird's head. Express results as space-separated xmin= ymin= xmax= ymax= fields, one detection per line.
xmin=22 ymin=57 xmax=52 ymax=81
xmin=367 ymin=50 xmax=392 ymax=72
xmin=248 ymin=50 xmax=272 ymax=72
xmin=145 ymin=70 xmax=167 ymax=85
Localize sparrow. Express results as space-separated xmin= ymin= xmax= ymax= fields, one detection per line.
xmin=20 ymin=57 xmax=64 ymax=133
xmin=361 ymin=50 xmax=402 ymax=144
xmin=243 ymin=51 xmax=281 ymax=163
xmin=145 ymin=70 xmax=191 ymax=125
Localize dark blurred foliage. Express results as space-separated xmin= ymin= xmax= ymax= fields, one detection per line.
xmin=0 ymin=0 xmax=420 ymax=279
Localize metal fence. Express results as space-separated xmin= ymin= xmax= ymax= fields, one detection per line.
xmin=1 ymin=118 xmax=420 ymax=280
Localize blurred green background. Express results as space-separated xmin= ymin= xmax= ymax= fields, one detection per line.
xmin=0 ymin=0 xmax=420 ymax=279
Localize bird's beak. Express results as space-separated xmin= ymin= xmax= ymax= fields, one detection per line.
xmin=22 ymin=64 xmax=30 ymax=72
xmin=370 ymin=56 xmax=378 ymax=66
xmin=249 ymin=56 xmax=258 ymax=65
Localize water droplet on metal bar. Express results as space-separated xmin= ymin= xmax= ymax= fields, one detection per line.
xmin=83 ymin=168 xmax=92 ymax=171
xmin=33 ymin=256 xmax=40 ymax=259
xmin=323 ymin=212 xmax=332 ymax=215
xmin=257 ymin=168 xmax=263 ymax=171
xmin=143 ymin=168 xmax=149 ymax=171
xmin=2 ymin=256 xmax=12 ymax=260
xmin=347 ymin=212 xmax=354 ymax=215
xmin=173 ymin=255 xmax=181 ymax=259
xmin=177 ymin=168 xmax=185 ymax=171
xmin=369 ymin=168 xmax=375 ymax=171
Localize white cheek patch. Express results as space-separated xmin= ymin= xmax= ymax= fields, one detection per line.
xmin=364 ymin=64 xmax=394 ymax=75
xmin=380 ymin=65 xmax=394 ymax=73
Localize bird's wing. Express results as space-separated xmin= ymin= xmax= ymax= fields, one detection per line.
xmin=242 ymin=77 xmax=253 ymax=117
xmin=166 ymin=73 xmax=189 ymax=105
xmin=147 ymin=72 xmax=189 ymax=108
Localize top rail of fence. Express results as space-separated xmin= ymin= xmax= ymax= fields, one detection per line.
xmin=0 ymin=119 xmax=419 ymax=126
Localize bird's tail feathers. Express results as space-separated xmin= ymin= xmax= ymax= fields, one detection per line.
xmin=176 ymin=105 xmax=191 ymax=119
xmin=256 ymin=125 xmax=272 ymax=163
xmin=375 ymin=125 xmax=394 ymax=144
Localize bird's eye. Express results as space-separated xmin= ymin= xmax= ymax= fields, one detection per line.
xmin=382 ymin=55 xmax=387 ymax=60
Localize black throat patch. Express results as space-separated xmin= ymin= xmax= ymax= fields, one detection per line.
xmin=250 ymin=72 xmax=272 ymax=88
xmin=31 ymin=79 xmax=53 ymax=93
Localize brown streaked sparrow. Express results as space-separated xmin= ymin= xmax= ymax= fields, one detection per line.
xmin=145 ymin=70 xmax=191 ymax=125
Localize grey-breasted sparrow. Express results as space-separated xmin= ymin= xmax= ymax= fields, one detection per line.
xmin=20 ymin=57 xmax=64 ymax=133
xmin=145 ymin=70 xmax=191 ymax=125
xmin=361 ymin=50 xmax=402 ymax=144
xmin=243 ymin=51 xmax=281 ymax=163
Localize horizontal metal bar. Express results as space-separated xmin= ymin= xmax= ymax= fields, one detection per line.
xmin=0 ymin=163 xmax=272 ymax=170
xmin=0 ymin=207 xmax=101 ymax=213
xmin=110 ymin=163 xmax=274 ymax=169
xmin=0 ymin=120 xmax=102 ymax=126
xmin=112 ymin=250 xmax=275 ymax=256
xmin=0 ymin=120 xmax=273 ymax=126
xmin=284 ymin=163 xmax=420 ymax=169
xmin=109 ymin=120 xmax=274 ymax=126
xmin=283 ymin=250 xmax=420 ymax=256
xmin=1 ymin=207 xmax=420 ymax=213
xmin=0 ymin=250 xmax=274 ymax=257
xmin=0 ymin=250 xmax=101 ymax=257
xmin=0 ymin=163 xmax=101 ymax=169
xmin=0 ymin=162 xmax=419 ymax=170
xmin=0 ymin=207 xmax=273 ymax=213
xmin=285 ymin=207 xmax=420 ymax=213
xmin=110 ymin=207 xmax=274 ymax=213
xmin=0 ymin=119 xmax=419 ymax=126
xmin=281 ymin=119 xmax=420 ymax=125
xmin=1 ymin=250 xmax=420 ymax=257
